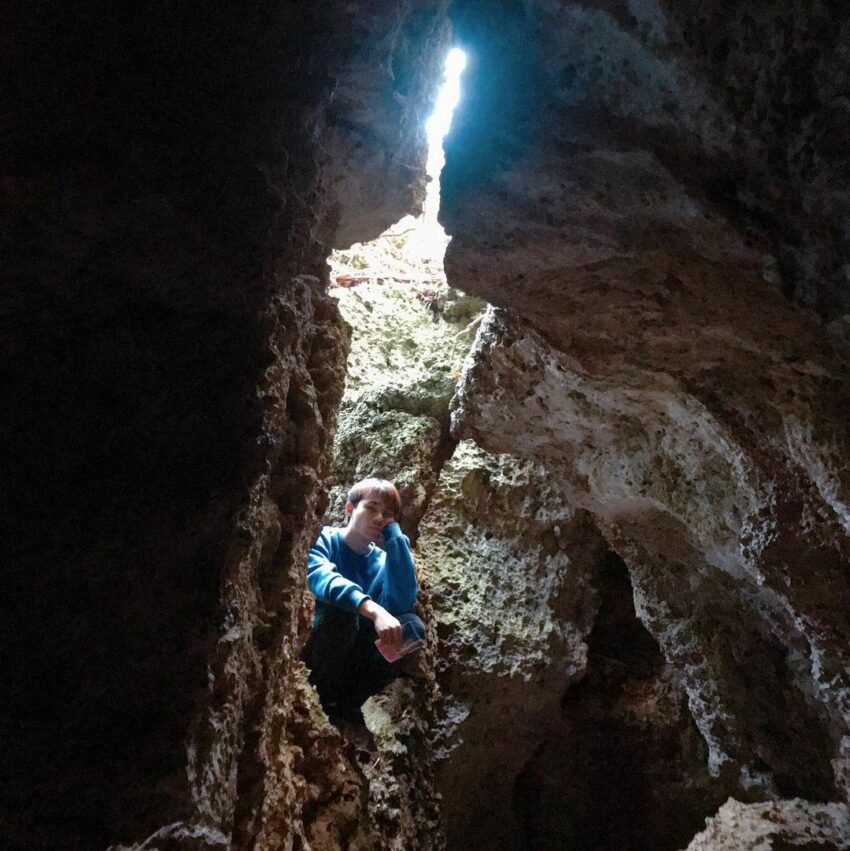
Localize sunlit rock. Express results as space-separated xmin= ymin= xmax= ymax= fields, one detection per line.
xmin=685 ymin=797 xmax=850 ymax=850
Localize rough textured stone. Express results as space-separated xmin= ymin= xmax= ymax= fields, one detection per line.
xmin=685 ymin=798 xmax=850 ymax=850
xmin=444 ymin=1 xmax=850 ymax=321
xmin=437 ymin=1 xmax=850 ymax=836
xmin=418 ymin=440 xmax=606 ymax=847
xmin=515 ymin=554 xmax=727 ymax=851
xmin=317 ymin=267 xmax=484 ymax=847
xmin=1 ymin=3 xmax=449 ymax=847
xmin=357 ymin=678 xmax=444 ymax=850
xmin=327 ymin=278 xmax=484 ymax=527
xmin=451 ymin=308 xmax=849 ymax=804
xmin=323 ymin=1 xmax=450 ymax=249
xmin=7 ymin=0 xmax=850 ymax=847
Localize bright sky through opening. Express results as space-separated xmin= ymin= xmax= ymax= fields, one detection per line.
xmin=405 ymin=46 xmax=466 ymax=260
xmin=332 ymin=47 xmax=467 ymax=272
xmin=425 ymin=47 xmax=467 ymax=180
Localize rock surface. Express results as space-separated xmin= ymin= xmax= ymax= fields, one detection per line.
xmin=435 ymin=1 xmax=850 ymax=845
xmin=444 ymin=0 xmax=850 ymax=321
xmin=327 ymin=275 xmax=483 ymax=528
xmin=5 ymin=0 xmax=850 ymax=848
xmin=418 ymin=441 xmax=603 ymax=848
xmin=418 ymin=441 xmax=727 ymax=849
xmin=1 ymin=3 xmax=449 ymax=848
xmin=451 ymin=307 xmax=849 ymax=807
xmin=685 ymin=798 xmax=850 ymax=850
xmin=323 ymin=1 xmax=450 ymax=248
xmin=317 ymin=259 xmax=484 ymax=848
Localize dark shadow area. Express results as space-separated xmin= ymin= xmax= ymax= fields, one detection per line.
xmin=513 ymin=553 xmax=725 ymax=851
xmin=0 ymin=310 xmax=262 ymax=849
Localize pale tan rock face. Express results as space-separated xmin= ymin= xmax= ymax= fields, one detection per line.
xmin=420 ymin=440 xmax=728 ymax=849
xmin=452 ymin=308 xmax=847 ymax=801
xmin=317 ymin=274 xmax=484 ymax=850
xmin=418 ymin=440 xmax=605 ymax=847
xmin=685 ymin=797 xmax=850 ymax=850
xmin=328 ymin=278 xmax=483 ymax=527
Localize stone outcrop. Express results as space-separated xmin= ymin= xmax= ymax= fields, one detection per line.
xmin=418 ymin=441 xmax=603 ymax=848
xmin=320 ymin=269 xmax=484 ymax=848
xmin=418 ymin=441 xmax=728 ymax=849
xmin=451 ymin=307 xmax=848 ymax=803
xmin=444 ymin=0 xmax=850 ymax=322
xmin=685 ymin=798 xmax=850 ymax=850
xmin=327 ymin=275 xmax=483 ymax=528
xmin=323 ymin=3 xmax=450 ymax=249
xmin=436 ymin=0 xmax=850 ymax=846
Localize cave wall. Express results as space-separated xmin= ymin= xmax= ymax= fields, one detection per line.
xmin=321 ymin=270 xmax=486 ymax=848
xmin=418 ymin=441 xmax=606 ymax=848
xmin=437 ymin=0 xmax=850 ymax=841
xmin=1 ymin=2 xmax=448 ymax=848
xmin=6 ymin=0 xmax=850 ymax=847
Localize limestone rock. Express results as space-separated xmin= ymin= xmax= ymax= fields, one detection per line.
xmin=331 ymin=406 xmax=443 ymax=528
xmin=515 ymin=555 xmax=726 ymax=850
xmin=357 ymin=678 xmax=444 ymax=851
xmin=439 ymin=2 xmax=850 ymax=818
xmin=444 ymin=1 xmax=850 ymax=320
xmin=685 ymin=798 xmax=850 ymax=850
xmin=327 ymin=278 xmax=484 ymax=526
xmin=451 ymin=306 xmax=850 ymax=803
xmin=323 ymin=1 xmax=451 ymax=248
xmin=316 ymin=230 xmax=485 ymax=850
xmin=418 ymin=439 xmax=607 ymax=847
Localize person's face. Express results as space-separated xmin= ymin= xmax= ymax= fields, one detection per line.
xmin=346 ymin=492 xmax=396 ymax=542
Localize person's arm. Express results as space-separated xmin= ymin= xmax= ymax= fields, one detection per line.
xmin=357 ymin=598 xmax=402 ymax=648
xmin=379 ymin=521 xmax=418 ymax=615
xmin=307 ymin=529 xmax=369 ymax=613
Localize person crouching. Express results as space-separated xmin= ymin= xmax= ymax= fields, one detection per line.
xmin=300 ymin=477 xmax=425 ymax=722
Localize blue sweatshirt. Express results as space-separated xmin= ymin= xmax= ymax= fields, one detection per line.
xmin=307 ymin=521 xmax=418 ymax=626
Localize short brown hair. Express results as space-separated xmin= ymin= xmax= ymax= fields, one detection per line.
xmin=346 ymin=478 xmax=401 ymax=516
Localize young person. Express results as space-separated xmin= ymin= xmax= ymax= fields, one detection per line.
xmin=301 ymin=477 xmax=425 ymax=721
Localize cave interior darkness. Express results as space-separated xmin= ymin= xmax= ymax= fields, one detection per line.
xmin=4 ymin=2 xmax=850 ymax=850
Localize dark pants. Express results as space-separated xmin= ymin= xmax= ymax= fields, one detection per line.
xmin=300 ymin=607 xmax=425 ymax=717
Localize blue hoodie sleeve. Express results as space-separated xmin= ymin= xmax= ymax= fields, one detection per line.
xmin=379 ymin=521 xmax=418 ymax=615
xmin=307 ymin=528 xmax=369 ymax=613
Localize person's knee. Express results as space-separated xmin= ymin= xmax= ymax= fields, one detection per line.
xmin=304 ymin=608 xmax=359 ymax=670
xmin=398 ymin=612 xmax=425 ymax=643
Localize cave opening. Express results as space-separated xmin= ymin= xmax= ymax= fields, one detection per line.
xmin=329 ymin=45 xmax=468 ymax=290
xmin=325 ymin=42 xmax=484 ymax=533
xmin=303 ymin=43 xmax=483 ymax=736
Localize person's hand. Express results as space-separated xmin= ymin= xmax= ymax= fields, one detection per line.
xmin=373 ymin=608 xmax=403 ymax=650
xmin=375 ymin=609 xmax=401 ymax=650
xmin=358 ymin=599 xmax=403 ymax=649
